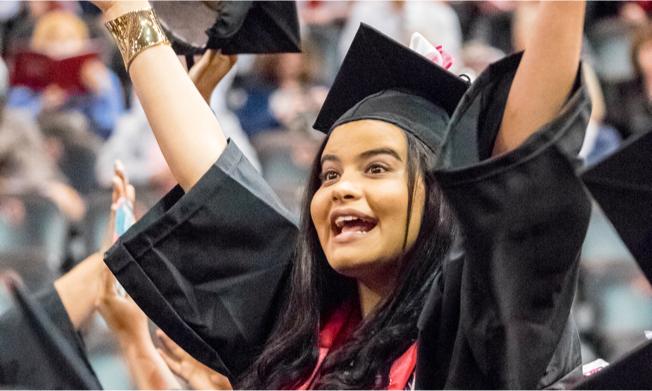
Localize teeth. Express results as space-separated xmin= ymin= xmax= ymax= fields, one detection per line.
xmin=335 ymin=215 xmax=362 ymax=228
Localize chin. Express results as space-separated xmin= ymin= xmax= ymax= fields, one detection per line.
xmin=325 ymin=250 xmax=393 ymax=279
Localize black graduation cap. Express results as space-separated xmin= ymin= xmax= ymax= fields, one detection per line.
xmin=0 ymin=274 xmax=100 ymax=389
xmin=573 ymin=339 xmax=652 ymax=389
xmin=313 ymin=23 xmax=469 ymax=151
xmin=581 ymin=130 xmax=652 ymax=282
xmin=151 ymin=1 xmax=301 ymax=56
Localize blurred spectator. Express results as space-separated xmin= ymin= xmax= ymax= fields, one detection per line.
xmin=459 ymin=41 xmax=504 ymax=81
xmin=299 ymin=1 xmax=351 ymax=84
xmin=338 ymin=1 xmax=462 ymax=71
xmin=459 ymin=1 xmax=517 ymax=55
xmin=579 ymin=64 xmax=622 ymax=166
xmin=230 ymin=40 xmax=326 ymax=139
xmin=95 ymin=95 xmax=174 ymax=195
xmin=0 ymin=58 xmax=85 ymax=222
xmin=39 ymin=111 xmax=100 ymax=195
xmin=6 ymin=9 xmax=124 ymax=140
xmin=603 ymin=22 xmax=652 ymax=138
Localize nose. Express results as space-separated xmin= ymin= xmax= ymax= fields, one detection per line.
xmin=331 ymin=177 xmax=363 ymax=202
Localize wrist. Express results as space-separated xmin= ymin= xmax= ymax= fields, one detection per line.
xmin=103 ymin=1 xmax=151 ymax=22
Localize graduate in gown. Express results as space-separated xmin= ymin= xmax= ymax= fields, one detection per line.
xmin=92 ymin=0 xmax=589 ymax=389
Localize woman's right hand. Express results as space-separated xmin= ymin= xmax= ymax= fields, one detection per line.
xmin=188 ymin=50 xmax=237 ymax=104
xmin=157 ymin=330 xmax=233 ymax=390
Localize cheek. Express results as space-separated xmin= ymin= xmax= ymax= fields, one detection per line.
xmin=368 ymin=179 xmax=412 ymax=236
xmin=310 ymin=189 xmax=330 ymax=241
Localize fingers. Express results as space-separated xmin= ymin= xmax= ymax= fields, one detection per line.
xmin=111 ymin=176 xmax=121 ymax=204
xmin=156 ymin=329 xmax=186 ymax=359
xmin=158 ymin=348 xmax=183 ymax=378
xmin=113 ymin=160 xmax=133 ymax=206
xmin=127 ymin=184 xmax=136 ymax=206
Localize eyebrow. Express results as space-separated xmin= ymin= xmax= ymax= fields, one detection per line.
xmin=320 ymin=147 xmax=403 ymax=165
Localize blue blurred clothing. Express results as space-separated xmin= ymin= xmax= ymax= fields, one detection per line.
xmin=7 ymin=70 xmax=124 ymax=140
xmin=231 ymin=83 xmax=280 ymax=138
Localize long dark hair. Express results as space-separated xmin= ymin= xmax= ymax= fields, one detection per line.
xmin=238 ymin=130 xmax=455 ymax=389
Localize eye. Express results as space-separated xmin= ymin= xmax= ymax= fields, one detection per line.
xmin=319 ymin=170 xmax=340 ymax=184
xmin=366 ymin=163 xmax=389 ymax=175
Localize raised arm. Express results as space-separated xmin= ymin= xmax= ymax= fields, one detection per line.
xmin=492 ymin=1 xmax=586 ymax=156
xmin=96 ymin=1 xmax=228 ymax=191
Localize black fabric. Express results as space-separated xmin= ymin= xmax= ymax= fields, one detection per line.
xmin=152 ymin=1 xmax=301 ymax=56
xmin=573 ymin=340 xmax=652 ymax=389
xmin=313 ymin=24 xmax=469 ymax=132
xmin=0 ymin=284 xmax=101 ymax=389
xmin=581 ymin=130 xmax=652 ymax=283
xmin=104 ymin=54 xmax=590 ymax=387
xmin=330 ymin=89 xmax=450 ymax=152
xmin=104 ymin=141 xmax=298 ymax=379
xmin=415 ymin=52 xmax=591 ymax=389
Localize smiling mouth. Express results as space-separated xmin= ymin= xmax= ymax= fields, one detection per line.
xmin=332 ymin=215 xmax=378 ymax=242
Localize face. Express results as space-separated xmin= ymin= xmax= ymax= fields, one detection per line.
xmin=310 ymin=120 xmax=425 ymax=285
xmin=31 ymin=13 xmax=87 ymax=57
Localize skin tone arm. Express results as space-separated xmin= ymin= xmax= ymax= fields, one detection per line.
xmin=492 ymin=1 xmax=586 ymax=156
xmin=93 ymin=1 xmax=229 ymax=192
xmin=53 ymin=162 xmax=134 ymax=329
xmin=53 ymin=252 xmax=104 ymax=329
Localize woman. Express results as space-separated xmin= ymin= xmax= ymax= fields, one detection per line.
xmin=7 ymin=9 xmax=124 ymax=140
xmin=95 ymin=1 xmax=589 ymax=389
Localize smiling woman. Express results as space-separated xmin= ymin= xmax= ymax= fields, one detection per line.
xmin=91 ymin=1 xmax=590 ymax=390
xmin=312 ymin=121 xmax=424 ymax=286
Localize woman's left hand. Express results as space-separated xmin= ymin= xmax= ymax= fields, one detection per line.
xmin=188 ymin=49 xmax=237 ymax=104
xmin=156 ymin=329 xmax=233 ymax=390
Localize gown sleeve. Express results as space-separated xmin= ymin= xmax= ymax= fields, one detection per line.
xmin=104 ymin=140 xmax=299 ymax=379
xmin=416 ymin=53 xmax=592 ymax=389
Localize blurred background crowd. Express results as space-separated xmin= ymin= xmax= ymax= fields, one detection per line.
xmin=0 ymin=1 xmax=650 ymax=388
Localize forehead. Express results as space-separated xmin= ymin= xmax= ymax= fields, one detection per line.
xmin=323 ymin=119 xmax=408 ymax=159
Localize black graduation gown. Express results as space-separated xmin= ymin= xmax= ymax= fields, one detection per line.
xmin=416 ymin=54 xmax=592 ymax=389
xmin=0 ymin=285 xmax=102 ymax=389
xmin=104 ymin=53 xmax=592 ymax=388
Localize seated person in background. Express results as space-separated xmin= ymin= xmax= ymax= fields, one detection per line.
xmin=602 ymin=22 xmax=652 ymax=138
xmin=7 ymin=9 xmax=124 ymax=140
xmin=0 ymin=58 xmax=85 ymax=222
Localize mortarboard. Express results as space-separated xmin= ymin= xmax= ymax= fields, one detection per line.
xmin=0 ymin=273 xmax=100 ymax=389
xmin=581 ymin=130 xmax=652 ymax=282
xmin=573 ymin=339 xmax=652 ymax=389
xmin=151 ymin=1 xmax=301 ymax=56
xmin=313 ymin=23 xmax=469 ymax=152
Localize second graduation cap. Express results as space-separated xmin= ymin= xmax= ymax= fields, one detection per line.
xmin=581 ymin=130 xmax=652 ymax=282
xmin=0 ymin=274 xmax=100 ymax=389
xmin=151 ymin=1 xmax=301 ymax=55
